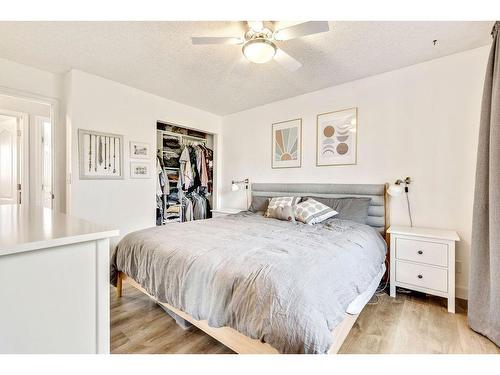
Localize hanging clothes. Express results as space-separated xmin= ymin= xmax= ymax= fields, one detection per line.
xmin=191 ymin=193 xmax=206 ymax=220
xmin=180 ymin=192 xmax=211 ymax=221
xmin=179 ymin=146 xmax=194 ymax=190
xmin=181 ymin=196 xmax=194 ymax=222
xmin=200 ymin=148 xmax=209 ymax=188
xmin=156 ymin=156 xmax=168 ymax=225
xmin=195 ymin=146 xmax=203 ymax=178
xmin=201 ymin=145 xmax=214 ymax=193
xmin=189 ymin=146 xmax=200 ymax=190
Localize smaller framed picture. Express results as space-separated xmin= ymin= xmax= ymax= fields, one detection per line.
xmin=316 ymin=107 xmax=358 ymax=166
xmin=130 ymin=162 xmax=151 ymax=179
xmin=272 ymin=118 xmax=302 ymax=169
xmin=129 ymin=141 xmax=151 ymax=159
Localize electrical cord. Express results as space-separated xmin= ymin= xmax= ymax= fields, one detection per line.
xmin=368 ymin=182 xmax=413 ymax=305
xmin=405 ymin=189 xmax=413 ymax=227
xmin=367 ymin=258 xmax=390 ymax=305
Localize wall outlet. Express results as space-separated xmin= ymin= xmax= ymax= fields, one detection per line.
xmin=456 ymin=261 xmax=463 ymax=274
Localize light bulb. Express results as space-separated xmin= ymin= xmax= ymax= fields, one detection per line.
xmin=242 ymin=39 xmax=276 ymax=64
xmin=387 ymin=184 xmax=404 ymax=197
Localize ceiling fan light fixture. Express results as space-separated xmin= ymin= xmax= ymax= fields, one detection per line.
xmin=242 ymin=38 xmax=277 ymax=64
xmin=247 ymin=21 xmax=264 ymax=32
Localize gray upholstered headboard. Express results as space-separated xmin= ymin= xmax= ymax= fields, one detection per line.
xmin=251 ymin=183 xmax=388 ymax=235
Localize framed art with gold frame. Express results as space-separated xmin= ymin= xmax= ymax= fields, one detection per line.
xmin=316 ymin=107 xmax=357 ymax=166
xmin=271 ymin=118 xmax=302 ymax=169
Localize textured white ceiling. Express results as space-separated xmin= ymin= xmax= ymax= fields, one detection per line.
xmin=0 ymin=21 xmax=493 ymax=115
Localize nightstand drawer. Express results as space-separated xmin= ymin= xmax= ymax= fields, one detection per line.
xmin=395 ymin=238 xmax=448 ymax=267
xmin=396 ymin=261 xmax=448 ymax=292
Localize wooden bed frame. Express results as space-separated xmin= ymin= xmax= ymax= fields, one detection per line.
xmin=117 ymin=272 xmax=358 ymax=354
xmin=115 ymin=184 xmax=390 ymax=354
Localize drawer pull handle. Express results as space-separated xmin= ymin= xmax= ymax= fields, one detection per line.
xmin=417 ymin=274 xmax=423 ymax=279
xmin=417 ymin=250 xmax=423 ymax=255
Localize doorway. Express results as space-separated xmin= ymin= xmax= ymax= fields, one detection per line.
xmin=0 ymin=113 xmax=22 ymax=205
xmin=0 ymin=92 xmax=55 ymax=209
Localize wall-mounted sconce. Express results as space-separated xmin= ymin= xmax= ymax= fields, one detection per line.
xmin=387 ymin=176 xmax=413 ymax=227
xmin=231 ymin=178 xmax=249 ymax=191
xmin=231 ymin=178 xmax=250 ymax=208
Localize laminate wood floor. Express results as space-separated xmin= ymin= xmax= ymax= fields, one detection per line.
xmin=110 ymin=284 xmax=499 ymax=354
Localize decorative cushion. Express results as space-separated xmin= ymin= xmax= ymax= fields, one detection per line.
xmin=294 ymin=198 xmax=338 ymax=225
xmin=265 ymin=205 xmax=296 ymax=222
xmin=264 ymin=196 xmax=301 ymax=217
xmin=307 ymin=197 xmax=371 ymax=224
xmin=249 ymin=196 xmax=270 ymax=213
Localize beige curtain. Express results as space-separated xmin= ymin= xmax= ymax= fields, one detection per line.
xmin=469 ymin=21 xmax=500 ymax=346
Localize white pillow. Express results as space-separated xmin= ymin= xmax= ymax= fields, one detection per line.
xmin=265 ymin=196 xmax=301 ymax=218
xmin=294 ymin=198 xmax=338 ymax=225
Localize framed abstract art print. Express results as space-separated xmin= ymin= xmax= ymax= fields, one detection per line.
xmin=316 ymin=107 xmax=357 ymax=166
xmin=271 ymin=118 xmax=302 ymax=169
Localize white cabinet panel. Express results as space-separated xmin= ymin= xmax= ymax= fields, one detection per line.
xmin=0 ymin=241 xmax=97 ymax=353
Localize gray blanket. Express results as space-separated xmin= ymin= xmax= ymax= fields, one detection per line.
xmin=110 ymin=211 xmax=386 ymax=353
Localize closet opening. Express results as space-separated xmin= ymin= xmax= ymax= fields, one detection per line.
xmin=156 ymin=121 xmax=215 ymax=226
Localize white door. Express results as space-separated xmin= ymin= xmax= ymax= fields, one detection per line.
xmin=0 ymin=115 xmax=19 ymax=205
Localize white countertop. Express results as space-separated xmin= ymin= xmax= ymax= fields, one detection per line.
xmin=0 ymin=205 xmax=119 ymax=256
xmin=387 ymin=225 xmax=460 ymax=241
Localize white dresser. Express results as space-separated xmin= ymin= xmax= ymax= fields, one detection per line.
xmin=387 ymin=226 xmax=460 ymax=313
xmin=0 ymin=205 xmax=118 ymax=353
xmin=211 ymin=208 xmax=242 ymax=218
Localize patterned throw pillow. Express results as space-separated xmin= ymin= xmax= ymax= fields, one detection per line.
xmin=265 ymin=205 xmax=296 ymax=222
xmin=264 ymin=196 xmax=301 ymax=218
xmin=294 ymin=198 xmax=338 ymax=225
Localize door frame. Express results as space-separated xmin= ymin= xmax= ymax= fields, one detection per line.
xmin=0 ymin=109 xmax=29 ymax=206
xmin=0 ymin=86 xmax=59 ymax=211
xmin=35 ymin=115 xmax=54 ymax=208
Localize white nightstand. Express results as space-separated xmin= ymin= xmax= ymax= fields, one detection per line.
xmin=211 ymin=208 xmax=242 ymax=218
xmin=387 ymin=225 xmax=460 ymax=313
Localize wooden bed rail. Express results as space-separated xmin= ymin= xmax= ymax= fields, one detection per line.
xmin=116 ymin=271 xmax=123 ymax=298
xmin=115 ymin=271 xmax=358 ymax=354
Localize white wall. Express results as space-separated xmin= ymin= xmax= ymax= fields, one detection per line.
xmin=220 ymin=46 xmax=490 ymax=298
xmin=0 ymin=58 xmax=61 ymax=99
xmin=0 ymin=58 xmax=66 ymax=211
xmin=66 ymin=70 xmax=222 ymax=239
xmin=0 ymin=95 xmax=50 ymax=117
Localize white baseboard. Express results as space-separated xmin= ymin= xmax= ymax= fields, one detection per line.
xmin=456 ymin=286 xmax=468 ymax=300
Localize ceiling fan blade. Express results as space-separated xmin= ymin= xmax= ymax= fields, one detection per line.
xmin=274 ymin=21 xmax=330 ymax=41
xmin=274 ymin=48 xmax=302 ymax=72
xmin=191 ymin=36 xmax=244 ymax=45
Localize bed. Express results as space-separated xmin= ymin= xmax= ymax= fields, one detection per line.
xmin=111 ymin=183 xmax=389 ymax=354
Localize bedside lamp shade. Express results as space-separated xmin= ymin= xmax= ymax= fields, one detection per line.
xmin=231 ymin=178 xmax=249 ymax=192
xmin=387 ymin=183 xmax=404 ymax=196
xmin=387 ymin=176 xmax=413 ymax=227
xmin=231 ymin=178 xmax=250 ymax=209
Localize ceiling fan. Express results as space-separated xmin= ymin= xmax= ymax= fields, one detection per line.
xmin=191 ymin=21 xmax=330 ymax=71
